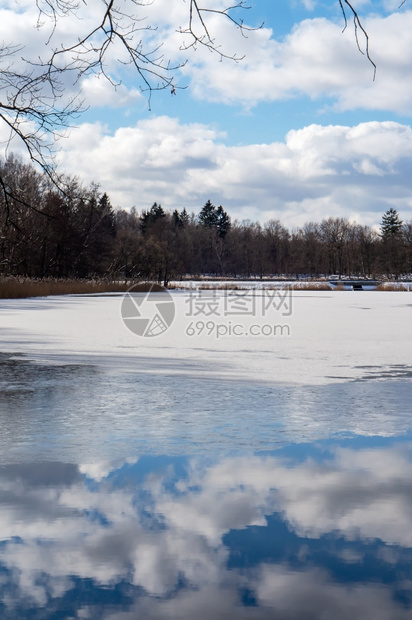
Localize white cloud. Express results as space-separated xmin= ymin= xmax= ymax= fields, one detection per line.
xmin=57 ymin=117 xmax=412 ymax=227
xmin=2 ymin=2 xmax=412 ymax=228
xmin=170 ymin=9 xmax=412 ymax=114
xmin=2 ymin=444 xmax=412 ymax=616
xmin=1 ymin=1 xmax=412 ymax=115
xmin=80 ymin=75 xmax=144 ymax=108
xmin=256 ymin=564 xmax=411 ymax=620
xmin=0 ymin=0 xmax=171 ymax=113
xmin=300 ymin=0 xmax=317 ymax=10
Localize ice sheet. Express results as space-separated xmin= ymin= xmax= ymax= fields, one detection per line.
xmin=0 ymin=291 xmax=410 ymax=386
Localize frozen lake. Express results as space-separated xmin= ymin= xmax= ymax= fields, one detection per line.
xmin=0 ymin=290 xmax=411 ymax=618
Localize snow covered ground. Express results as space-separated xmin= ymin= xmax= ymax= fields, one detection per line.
xmin=0 ymin=290 xmax=410 ymax=384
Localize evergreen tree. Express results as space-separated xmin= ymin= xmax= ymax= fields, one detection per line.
xmin=379 ymin=208 xmax=404 ymax=277
xmin=216 ymin=205 xmax=231 ymax=238
xmin=172 ymin=209 xmax=181 ymax=228
xmin=380 ymin=208 xmax=403 ymax=238
xmin=180 ymin=208 xmax=190 ymax=227
xmin=172 ymin=208 xmax=189 ymax=228
xmin=140 ymin=203 xmax=166 ymax=234
xmin=198 ymin=200 xmax=218 ymax=228
xmin=198 ymin=200 xmax=230 ymax=237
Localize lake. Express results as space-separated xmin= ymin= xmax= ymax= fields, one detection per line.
xmin=0 ymin=289 xmax=411 ymax=618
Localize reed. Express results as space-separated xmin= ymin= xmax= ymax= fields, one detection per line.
xmin=198 ymin=283 xmax=240 ymax=290
xmin=376 ymin=283 xmax=409 ymax=291
xmin=0 ymin=278 xmax=157 ymax=299
xmin=285 ymin=282 xmax=332 ymax=291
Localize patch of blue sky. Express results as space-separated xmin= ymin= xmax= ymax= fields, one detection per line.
xmin=79 ymin=0 xmax=411 ymax=145
xmin=3 ymin=0 xmax=412 ymax=222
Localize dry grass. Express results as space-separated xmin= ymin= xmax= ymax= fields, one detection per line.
xmin=8 ymin=278 xmax=405 ymax=299
xmin=286 ymin=282 xmax=332 ymax=291
xmin=198 ymin=283 xmax=240 ymax=290
xmin=168 ymin=282 xmax=242 ymax=290
xmin=173 ymin=281 xmax=335 ymax=292
xmin=376 ymin=283 xmax=409 ymax=291
xmin=0 ymin=278 xmax=159 ymax=299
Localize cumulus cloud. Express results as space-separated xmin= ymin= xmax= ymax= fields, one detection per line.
xmin=2 ymin=2 xmax=412 ymax=228
xmin=0 ymin=0 xmax=166 ymax=115
xmin=256 ymin=564 xmax=412 ymax=620
xmin=57 ymin=117 xmax=412 ymax=226
xmin=170 ymin=9 xmax=412 ymax=114
xmin=80 ymin=75 xmax=144 ymax=108
xmin=1 ymin=0 xmax=411 ymax=114
xmin=2 ymin=446 xmax=412 ymax=617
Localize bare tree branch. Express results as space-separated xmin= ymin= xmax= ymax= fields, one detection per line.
xmin=339 ymin=0 xmax=377 ymax=79
xmin=0 ymin=0 xmax=259 ymax=188
xmin=179 ymin=1 xmax=261 ymax=60
xmin=0 ymin=41 xmax=83 ymax=185
xmin=0 ymin=0 xmax=405 ymax=209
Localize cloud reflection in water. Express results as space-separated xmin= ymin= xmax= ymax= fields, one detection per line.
xmin=1 ymin=438 xmax=412 ymax=619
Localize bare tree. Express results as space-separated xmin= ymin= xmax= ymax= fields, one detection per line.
xmin=0 ymin=1 xmax=256 ymax=191
xmin=0 ymin=0 xmax=405 ymax=224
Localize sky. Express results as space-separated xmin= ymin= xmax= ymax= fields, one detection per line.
xmin=1 ymin=0 xmax=412 ymax=228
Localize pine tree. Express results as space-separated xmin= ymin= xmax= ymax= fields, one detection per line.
xmin=140 ymin=203 xmax=166 ymax=234
xmin=172 ymin=209 xmax=182 ymax=228
xmin=172 ymin=208 xmax=189 ymax=228
xmin=380 ymin=208 xmax=403 ymax=238
xmin=198 ymin=200 xmax=218 ymax=228
xmin=379 ymin=208 xmax=404 ymax=277
xmin=180 ymin=208 xmax=190 ymax=227
xmin=216 ymin=205 xmax=231 ymax=238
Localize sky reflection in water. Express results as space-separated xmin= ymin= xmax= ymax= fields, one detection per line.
xmin=0 ymin=338 xmax=412 ymax=619
xmin=1 ymin=437 xmax=412 ymax=619
xmin=0 ymin=352 xmax=411 ymax=463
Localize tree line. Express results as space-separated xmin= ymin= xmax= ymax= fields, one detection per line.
xmin=1 ymin=155 xmax=411 ymax=284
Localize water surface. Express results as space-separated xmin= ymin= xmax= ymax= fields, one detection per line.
xmin=0 ymin=293 xmax=411 ymax=618
xmin=1 ymin=437 xmax=412 ymax=619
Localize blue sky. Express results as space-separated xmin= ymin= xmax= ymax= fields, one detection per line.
xmin=1 ymin=0 xmax=412 ymax=227
xmin=81 ymin=1 xmax=411 ymax=144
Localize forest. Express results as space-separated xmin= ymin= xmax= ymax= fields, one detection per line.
xmin=1 ymin=155 xmax=411 ymax=284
